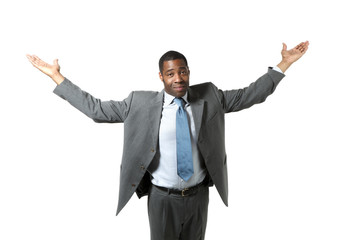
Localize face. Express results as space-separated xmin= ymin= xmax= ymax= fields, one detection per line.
xmin=159 ymin=59 xmax=190 ymax=98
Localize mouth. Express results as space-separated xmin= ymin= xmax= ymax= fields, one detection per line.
xmin=174 ymin=85 xmax=186 ymax=91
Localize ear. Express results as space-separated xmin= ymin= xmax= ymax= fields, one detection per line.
xmin=159 ymin=72 xmax=164 ymax=82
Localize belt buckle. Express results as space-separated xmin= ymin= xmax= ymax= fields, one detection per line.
xmin=181 ymin=188 xmax=189 ymax=197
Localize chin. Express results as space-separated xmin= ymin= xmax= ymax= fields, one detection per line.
xmin=176 ymin=92 xmax=186 ymax=97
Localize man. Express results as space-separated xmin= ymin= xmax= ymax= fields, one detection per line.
xmin=26 ymin=41 xmax=309 ymax=240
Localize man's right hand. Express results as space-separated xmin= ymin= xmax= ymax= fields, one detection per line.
xmin=26 ymin=55 xmax=65 ymax=85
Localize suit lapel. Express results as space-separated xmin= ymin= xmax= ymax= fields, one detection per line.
xmin=147 ymin=90 xmax=164 ymax=144
xmin=188 ymin=88 xmax=204 ymax=139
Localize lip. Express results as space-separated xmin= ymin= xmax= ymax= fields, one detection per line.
xmin=174 ymin=86 xmax=186 ymax=91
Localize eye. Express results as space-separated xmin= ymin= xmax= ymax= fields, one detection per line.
xmin=181 ymin=70 xmax=188 ymax=75
xmin=167 ymin=72 xmax=174 ymax=77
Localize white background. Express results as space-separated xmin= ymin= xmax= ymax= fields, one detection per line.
xmin=1 ymin=0 xmax=359 ymax=239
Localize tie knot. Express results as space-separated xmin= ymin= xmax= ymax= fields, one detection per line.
xmin=174 ymin=98 xmax=185 ymax=108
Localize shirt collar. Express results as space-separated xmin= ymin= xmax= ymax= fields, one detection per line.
xmin=163 ymin=91 xmax=189 ymax=106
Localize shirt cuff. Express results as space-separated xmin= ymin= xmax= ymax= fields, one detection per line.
xmin=272 ymin=65 xmax=283 ymax=74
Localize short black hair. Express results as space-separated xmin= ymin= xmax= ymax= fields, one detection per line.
xmin=159 ymin=50 xmax=188 ymax=74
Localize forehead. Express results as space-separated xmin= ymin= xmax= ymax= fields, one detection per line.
xmin=162 ymin=59 xmax=188 ymax=72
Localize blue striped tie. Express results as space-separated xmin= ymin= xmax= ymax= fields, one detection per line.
xmin=174 ymin=98 xmax=194 ymax=181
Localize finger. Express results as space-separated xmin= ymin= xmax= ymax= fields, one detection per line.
xmin=304 ymin=41 xmax=309 ymax=50
xmin=34 ymin=55 xmax=43 ymax=63
xmin=29 ymin=55 xmax=45 ymax=68
xmin=53 ymin=59 xmax=59 ymax=66
xmin=282 ymin=43 xmax=287 ymax=51
xmin=305 ymin=41 xmax=309 ymax=49
xmin=301 ymin=43 xmax=309 ymax=53
xmin=26 ymin=55 xmax=37 ymax=66
xmin=26 ymin=54 xmax=33 ymax=63
xmin=295 ymin=42 xmax=305 ymax=50
xmin=26 ymin=54 xmax=35 ymax=61
xmin=298 ymin=44 xmax=309 ymax=54
xmin=33 ymin=56 xmax=47 ymax=66
xmin=300 ymin=41 xmax=309 ymax=51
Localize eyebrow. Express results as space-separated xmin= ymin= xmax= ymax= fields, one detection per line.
xmin=165 ymin=67 xmax=187 ymax=73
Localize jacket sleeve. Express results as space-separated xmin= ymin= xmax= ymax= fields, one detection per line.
xmin=219 ymin=67 xmax=285 ymax=113
xmin=53 ymin=78 xmax=132 ymax=123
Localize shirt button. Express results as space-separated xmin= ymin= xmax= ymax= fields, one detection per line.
xmin=151 ymin=148 xmax=155 ymax=152
xmin=140 ymin=165 xmax=145 ymax=170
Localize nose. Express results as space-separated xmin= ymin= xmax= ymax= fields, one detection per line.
xmin=174 ymin=73 xmax=184 ymax=83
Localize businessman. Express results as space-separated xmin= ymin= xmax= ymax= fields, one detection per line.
xmin=27 ymin=41 xmax=309 ymax=240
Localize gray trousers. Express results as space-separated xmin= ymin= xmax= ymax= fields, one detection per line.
xmin=147 ymin=184 xmax=209 ymax=240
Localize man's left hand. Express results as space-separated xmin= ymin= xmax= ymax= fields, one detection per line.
xmin=277 ymin=41 xmax=309 ymax=73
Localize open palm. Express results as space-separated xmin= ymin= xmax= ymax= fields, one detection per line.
xmin=281 ymin=41 xmax=309 ymax=64
xmin=26 ymin=55 xmax=60 ymax=77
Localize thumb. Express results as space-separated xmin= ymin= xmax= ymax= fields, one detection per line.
xmin=53 ymin=59 xmax=59 ymax=66
xmin=282 ymin=43 xmax=287 ymax=51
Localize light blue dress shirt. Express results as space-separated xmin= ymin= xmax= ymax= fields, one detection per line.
xmin=148 ymin=91 xmax=207 ymax=190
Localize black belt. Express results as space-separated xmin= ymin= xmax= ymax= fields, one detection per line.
xmin=153 ymin=180 xmax=208 ymax=197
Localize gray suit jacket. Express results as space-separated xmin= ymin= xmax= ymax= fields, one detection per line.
xmin=53 ymin=68 xmax=285 ymax=215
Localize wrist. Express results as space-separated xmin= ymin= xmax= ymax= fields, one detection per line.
xmin=51 ymin=72 xmax=65 ymax=85
xmin=277 ymin=60 xmax=292 ymax=73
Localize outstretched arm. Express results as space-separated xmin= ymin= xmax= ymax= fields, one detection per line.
xmin=277 ymin=41 xmax=309 ymax=73
xmin=26 ymin=54 xmax=65 ymax=85
xmin=220 ymin=41 xmax=309 ymax=112
xmin=26 ymin=54 xmax=130 ymax=123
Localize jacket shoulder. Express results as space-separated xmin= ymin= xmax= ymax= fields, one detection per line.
xmin=132 ymin=90 xmax=160 ymax=98
xmin=125 ymin=90 xmax=162 ymax=111
xmin=189 ymin=82 xmax=221 ymax=101
xmin=190 ymin=82 xmax=217 ymax=91
xmin=190 ymin=82 xmax=219 ymax=95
